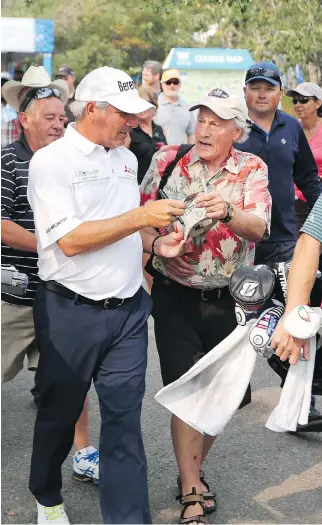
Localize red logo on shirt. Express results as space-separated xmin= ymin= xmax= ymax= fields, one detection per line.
xmin=124 ymin=165 xmax=136 ymax=176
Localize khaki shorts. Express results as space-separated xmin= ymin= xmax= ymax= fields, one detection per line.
xmin=1 ymin=302 xmax=39 ymax=383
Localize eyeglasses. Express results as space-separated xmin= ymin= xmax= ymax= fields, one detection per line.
xmin=208 ymin=88 xmax=229 ymax=99
xmin=292 ymin=96 xmax=311 ymax=105
xmin=19 ymin=87 xmax=62 ymax=113
xmin=164 ymin=79 xmax=180 ymax=86
xmin=245 ymin=67 xmax=281 ymax=85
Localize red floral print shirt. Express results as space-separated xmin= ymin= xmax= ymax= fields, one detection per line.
xmin=140 ymin=145 xmax=272 ymax=289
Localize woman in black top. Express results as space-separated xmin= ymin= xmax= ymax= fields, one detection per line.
xmin=126 ymin=86 xmax=166 ymax=293
xmin=128 ymin=85 xmax=166 ymax=184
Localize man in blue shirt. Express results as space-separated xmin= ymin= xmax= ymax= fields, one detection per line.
xmin=236 ymin=62 xmax=322 ymax=431
xmin=236 ymin=62 xmax=321 ymax=264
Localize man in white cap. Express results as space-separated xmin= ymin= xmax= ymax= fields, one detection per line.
xmin=1 ymin=66 xmax=101 ymax=494
xmin=140 ymin=88 xmax=271 ymax=523
xmin=27 ymin=66 xmax=187 ymax=524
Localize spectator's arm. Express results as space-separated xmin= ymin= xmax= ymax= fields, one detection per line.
xmin=1 ymin=220 xmax=37 ymax=252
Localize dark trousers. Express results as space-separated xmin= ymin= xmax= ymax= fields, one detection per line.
xmin=151 ymin=274 xmax=251 ymax=407
xmin=29 ymin=284 xmax=152 ymax=524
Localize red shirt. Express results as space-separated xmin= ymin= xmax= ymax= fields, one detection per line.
xmin=140 ymin=145 xmax=271 ymax=290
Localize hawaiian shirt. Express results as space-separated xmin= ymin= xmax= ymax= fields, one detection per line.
xmin=1 ymin=117 xmax=21 ymax=147
xmin=1 ymin=102 xmax=17 ymax=123
xmin=140 ymin=145 xmax=272 ymax=290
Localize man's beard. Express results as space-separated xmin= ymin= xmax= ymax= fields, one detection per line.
xmin=166 ymin=91 xmax=178 ymax=99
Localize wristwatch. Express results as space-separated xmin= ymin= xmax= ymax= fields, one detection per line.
xmin=220 ymin=201 xmax=235 ymax=223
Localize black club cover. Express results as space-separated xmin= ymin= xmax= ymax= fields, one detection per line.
xmin=229 ymin=265 xmax=276 ymax=308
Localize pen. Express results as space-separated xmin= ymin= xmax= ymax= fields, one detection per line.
xmin=201 ymin=176 xmax=208 ymax=194
xmin=159 ymin=189 xmax=185 ymax=226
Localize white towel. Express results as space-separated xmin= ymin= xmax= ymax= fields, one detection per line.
xmin=155 ymin=308 xmax=321 ymax=436
xmin=265 ymin=336 xmax=316 ymax=432
xmin=155 ymin=322 xmax=257 ymax=436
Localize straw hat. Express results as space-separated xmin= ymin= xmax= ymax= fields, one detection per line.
xmin=2 ymin=65 xmax=69 ymax=111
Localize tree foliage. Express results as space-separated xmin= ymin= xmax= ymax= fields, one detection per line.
xmin=2 ymin=0 xmax=321 ymax=83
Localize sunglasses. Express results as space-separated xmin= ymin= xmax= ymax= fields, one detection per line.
xmin=164 ymin=79 xmax=180 ymax=86
xmin=208 ymin=88 xmax=229 ymax=99
xmin=292 ymin=96 xmax=312 ymax=105
xmin=19 ymin=87 xmax=62 ymax=113
xmin=245 ymin=67 xmax=281 ymax=85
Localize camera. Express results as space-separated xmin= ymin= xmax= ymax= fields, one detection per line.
xmin=1 ymin=265 xmax=28 ymax=296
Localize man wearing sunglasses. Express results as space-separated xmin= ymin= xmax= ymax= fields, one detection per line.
xmin=235 ymin=61 xmax=322 ymax=431
xmin=155 ymin=68 xmax=195 ymax=145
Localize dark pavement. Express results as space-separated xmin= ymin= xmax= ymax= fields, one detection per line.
xmin=2 ymin=320 xmax=322 ymax=524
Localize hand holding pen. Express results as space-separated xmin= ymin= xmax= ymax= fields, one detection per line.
xmin=159 ymin=189 xmax=185 ymax=226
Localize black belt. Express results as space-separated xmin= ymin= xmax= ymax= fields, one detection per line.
xmin=41 ymin=280 xmax=131 ymax=309
xmin=153 ymin=272 xmax=229 ymax=301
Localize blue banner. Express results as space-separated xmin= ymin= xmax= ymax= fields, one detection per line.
xmin=164 ymin=48 xmax=254 ymax=70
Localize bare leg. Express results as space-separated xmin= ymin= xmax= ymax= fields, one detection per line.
xmin=171 ymin=415 xmax=206 ymax=519
xmin=74 ymin=396 xmax=90 ymax=451
xmin=201 ymin=434 xmax=217 ymax=464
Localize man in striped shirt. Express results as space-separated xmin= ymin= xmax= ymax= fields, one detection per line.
xmin=1 ymin=85 xmax=100 ymax=486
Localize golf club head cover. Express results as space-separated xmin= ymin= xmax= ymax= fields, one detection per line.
xmin=284 ymin=305 xmax=321 ymax=339
xmin=230 ymin=265 xmax=276 ymax=326
xmin=249 ymin=304 xmax=285 ymax=358
xmin=270 ymin=261 xmax=291 ymax=302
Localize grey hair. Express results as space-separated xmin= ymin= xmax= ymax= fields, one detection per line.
xmin=233 ymin=118 xmax=251 ymax=144
xmin=69 ymin=100 xmax=109 ymax=121
xmin=142 ymin=60 xmax=162 ymax=76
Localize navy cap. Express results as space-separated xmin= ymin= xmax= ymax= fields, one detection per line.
xmin=55 ymin=65 xmax=75 ymax=78
xmin=245 ymin=62 xmax=282 ymax=86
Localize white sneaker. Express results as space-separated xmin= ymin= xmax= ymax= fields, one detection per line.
xmin=73 ymin=445 xmax=99 ymax=484
xmin=37 ymin=502 xmax=70 ymax=524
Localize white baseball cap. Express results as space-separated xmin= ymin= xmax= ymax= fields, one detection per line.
xmin=286 ymin=82 xmax=322 ymax=100
xmin=75 ymin=67 xmax=154 ymax=114
xmin=190 ymin=87 xmax=248 ymax=125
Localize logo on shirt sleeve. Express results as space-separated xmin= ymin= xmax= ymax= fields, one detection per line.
xmin=124 ymin=165 xmax=136 ymax=176
xmin=46 ymin=217 xmax=67 ymax=234
xmin=118 ymin=165 xmax=137 ymax=181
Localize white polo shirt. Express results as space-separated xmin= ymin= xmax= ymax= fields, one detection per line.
xmin=27 ymin=124 xmax=143 ymax=300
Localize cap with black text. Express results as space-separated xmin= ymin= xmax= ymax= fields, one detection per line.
xmin=75 ymin=67 xmax=154 ymax=114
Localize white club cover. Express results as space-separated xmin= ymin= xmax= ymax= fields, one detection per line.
xmin=284 ymin=305 xmax=321 ymax=339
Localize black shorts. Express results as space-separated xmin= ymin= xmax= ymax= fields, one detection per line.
xmin=151 ymin=273 xmax=251 ymax=406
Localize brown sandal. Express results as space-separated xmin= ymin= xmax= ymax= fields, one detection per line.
xmin=177 ymin=470 xmax=217 ymax=515
xmin=177 ymin=487 xmax=207 ymax=524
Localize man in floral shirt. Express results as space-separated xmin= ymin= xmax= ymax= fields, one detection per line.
xmin=140 ymin=88 xmax=271 ymax=524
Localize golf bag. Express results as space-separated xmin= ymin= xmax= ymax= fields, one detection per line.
xmin=230 ymin=263 xmax=322 ymax=395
